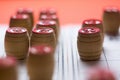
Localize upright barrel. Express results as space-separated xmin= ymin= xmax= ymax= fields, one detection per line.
xmin=36 ymin=20 xmax=59 ymax=41
xmin=31 ymin=27 xmax=56 ymax=49
xmin=77 ymin=27 xmax=103 ymax=60
xmin=0 ymin=56 xmax=17 ymax=80
xmin=103 ymin=7 xmax=120 ymax=35
xmin=9 ymin=14 xmax=31 ymax=35
xmin=17 ymin=8 xmax=34 ymax=29
xmin=82 ymin=19 xmax=104 ymax=42
xmin=4 ymin=27 xmax=29 ymax=60
xmin=27 ymin=45 xmax=54 ymax=80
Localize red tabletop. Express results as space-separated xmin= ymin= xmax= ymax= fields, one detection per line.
xmin=0 ymin=0 xmax=120 ymax=26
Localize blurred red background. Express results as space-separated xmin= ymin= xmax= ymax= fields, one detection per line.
xmin=0 ymin=0 xmax=120 ymax=26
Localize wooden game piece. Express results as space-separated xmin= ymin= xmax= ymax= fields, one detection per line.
xmin=103 ymin=7 xmax=120 ymax=35
xmin=31 ymin=27 xmax=56 ymax=49
xmin=5 ymin=27 xmax=29 ymax=60
xmin=36 ymin=20 xmax=59 ymax=41
xmin=40 ymin=15 xmax=60 ymax=31
xmin=27 ymin=45 xmax=54 ymax=80
xmin=9 ymin=14 xmax=31 ymax=35
xmin=77 ymin=27 xmax=103 ymax=60
xmin=82 ymin=19 xmax=104 ymax=42
xmin=0 ymin=56 xmax=17 ymax=80
xmin=17 ymin=8 xmax=34 ymax=30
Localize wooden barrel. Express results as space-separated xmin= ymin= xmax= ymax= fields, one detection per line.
xmin=40 ymin=15 xmax=60 ymax=32
xmin=36 ymin=20 xmax=59 ymax=41
xmin=30 ymin=27 xmax=56 ymax=49
xmin=77 ymin=27 xmax=103 ymax=60
xmin=82 ymin=19 xmax=104 ymax=42
xmin=103 ymin=7 xmax=120 ymax=35
xmin=5 ymin=27 xmax=29 ymax=60
xmin=9 ymin=14 xmax=32 ymax=35
xmin=17 ymin=8 xmax=34 ymax=29
xmin=0 ymin=56 xmax=17 ymax=80
xmin=27 ymin=45 xmax=54 ymax=80
xmin=39 ymin=8 xmax=57 ymax=18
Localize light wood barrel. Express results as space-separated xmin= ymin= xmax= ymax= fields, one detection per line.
xmin=103 ymin=7 xmax=120 ymax=35
xmin=27 ymin=45 xmax=54 ymax=80
xmin=30 ymin=27 xmax=56 ymax=49
xmin=17 ymin=8 xmax=34 ymax=29
xmin=77 ymin=27 xmax=103 ymax=60
xmin=5 ymin=27 xmax=29 ymax=60
xmin=82 ymin=19 xmax=104 ymax=42
xmin=36 ymin=20 xmax=59 ymax=41
xmin=0 ymin=56 xmax=17 ymax=80
xmin=9 ymin=14 xmax=32 ymax=35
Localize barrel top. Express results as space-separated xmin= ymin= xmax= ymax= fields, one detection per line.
xmin=40 ymin=14 xmax=58 ymax=20
xmin=0 ymin=56 xmax=16 ymax=68
xmin=36 ymin=20 xmax=56 ymax=27
xmin=79 ymin=27 xmax=100 ymax=34
xmin=11 ymin=14 xmax=29 ymax=20
xmin=83 ymin=19 xmax=102 ymax=25
xmin=17 ymin=8 xmax=33 ymax=13
xmin=104 ymin=7 xmax=119 ymax=13
xmin=32 ymin=27 xmax=54 ymax=34
xmin=40 ymin=8 xmax=57 ymax=15
xmin=29 ymin=45 xmax=53 ymax=55
xmin=7 ymin=27 xmax=27 ymax=34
